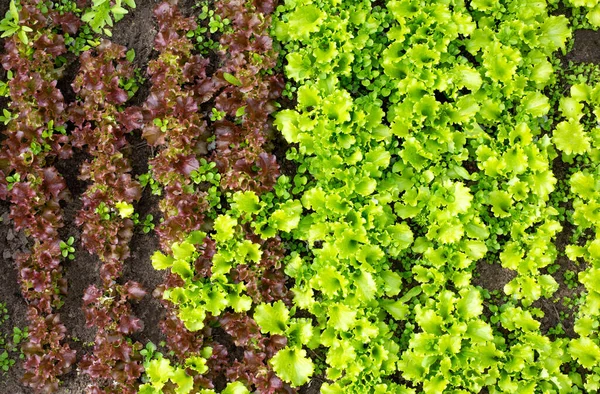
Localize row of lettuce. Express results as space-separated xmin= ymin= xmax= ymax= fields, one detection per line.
xmin=139 ymin=1 xmax=296 ymax=393
xmin=0 ymin=2 xmax=77 ymax=391
xmin=2 ymin=0 xmax=600 ymax=392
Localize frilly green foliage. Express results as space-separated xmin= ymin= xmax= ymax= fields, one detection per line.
xmin=152 ymin=227 xmax=255 ymax=331
xmin=267 ymin=0 xmax=600 ymax=391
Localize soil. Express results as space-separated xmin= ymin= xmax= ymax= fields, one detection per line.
xmin=0 ymin=2 xmax=597 ymax=394
xmin=567 ymin=29 xmax=600 ymax=63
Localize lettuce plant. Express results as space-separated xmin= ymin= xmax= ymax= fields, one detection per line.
xmin=141 ymin=3 xmax=293 ymax=391
xmin=0 ymin=1 xmax=79 ymax=391
xmin=142 ymin=0 xmax=213 ymax=250
xmin=268 ymin=0 xmax=588 ymax=391
xmin=68 ymin=40 xmax=146 ymax=393
xmin=149 ymin=186 xmax=297 ymax=390
xmin=0 ymin=0 xmax=33 ymax=44
xmin=81 ymin=0 xmax=136 ymax=37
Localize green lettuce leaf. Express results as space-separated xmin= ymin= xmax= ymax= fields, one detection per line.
xmin=287 ymin=4 xmax=325 ymax=40
xmin=214 ymin=215 xmax=237 ymax=242
xmin=553 ymin=120 xmax=590 ymax=155
xmin=222 ymin=382 xmax=250 ymax=394
xmin=115 ymin=201 xmax=134 ymax=218
xmin=146 ymin=358 xmax=172 ymax=388
xmin=255 ymin=301 xmax=290 ymax=335
xmin=172 ymin=241 xmax=195 ymax=261
xmin=570 ymin=337 xmax=600 ymax=369
xmin=539 ymin=15 xmax=570 ymax=52
xmin=271 ymin=347 xmax=315 ymax=387
xmin=232 ymin=191 xmax=261 ymax=214
xmin=456 ymin=287 xmax=483 ymax=320
xmin=328 ymin=303 xmax=357 ymax=331
xmin=151 ymin=251 xmax=174 ymax=270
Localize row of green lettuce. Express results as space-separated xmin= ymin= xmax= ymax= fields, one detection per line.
xmin=145 ymin=0 xmax=600 ymax=393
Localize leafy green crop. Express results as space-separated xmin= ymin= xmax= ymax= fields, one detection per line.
xmin=81 ymin=0 xmax=136 ymax=37
xmin=0 ymin=302 xmax=26 ymax=374
xmin=0 ymin=1 xmax=33 ymax=44
xmin=267 ymin=0 xmax=600 ymax=391
xmin=152 ymin=226 xmax=255 ymax=331
xmin=59 ymin=236 xmax=75 ymax=260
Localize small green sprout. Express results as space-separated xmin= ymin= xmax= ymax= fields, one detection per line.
xmin=0 ymin=109 xmax=15 ymax=125
xmin=42 ymin=120 xmax=67 ymax=140
xmin=6 ymin=172 xmax=20 ymax=191
xmin=81 ymin=0 xmax=136 ymax=37
xmin=208 ymin=14 xmax=229 ymax=33
xmin=120 ymin=68 xmax=143 ymax=98
xmin=547 ymin=263 xmax=560 ymax=275
xmin=210 ymin=108 xmax=226 ymax=121
xmin=142 ymin=214 xmax=154 ymax=233
xmin=64 ymin=24 xmax=101 ymax=55
xmin=132 ymin=213 xmax=155 ymax=234
xmin=11 ymin=326 xmax=26 ymax=348
xmin=0 ymin=351 xmax=14 ymax=372
xmin=60 ymin=237 xmax=76 ymax=260
xmin=95 ymin=202 xmax=111 ymax=220
xmin=153 ymin=118 xmax=169 ymax=132
xmin=563 ymin=269 xmax=578 ymax=290
xmin=30 ymin=141 xmax=43 ymax=155
xmin=139 ymin=172 xmax=162 ymax=196
xmin=0 ymin=1 xmax=33 ymax=45
xmin=140 ymin=341 xmax=161 ymax=365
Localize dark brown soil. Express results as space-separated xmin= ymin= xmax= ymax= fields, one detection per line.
xmin=473 ymin=259 xmax=517 ymax=293
xmin=566 ymin=29 xmax=600 ymax=63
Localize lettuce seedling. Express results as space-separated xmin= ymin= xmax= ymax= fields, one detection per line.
xmin=5 ymin=172 xmax=20 ymax=191
xmin=81 ymin=0 xmax=136 ymax=37
xmin=60 ymin=236 xmax=75 ymax=260
xmin=0 ymin=1 xmax=33 ymax=45
xmin=0 ymin=109 xmax=15 ymax=125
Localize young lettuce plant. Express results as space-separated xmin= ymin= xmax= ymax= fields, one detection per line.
xmin=59 ymin=236 xmax=75 ymax=260
xmin=69 ymin=40 xmax=146 ymax=393
xmin=254 ymin=301 xmax=316 ymax=387
xmin=81 ymin=0 xmax=136 ymax=37
xmin=150 ymin=189 xmax=296 ymax=392
xmin=0 ymin=0 xmax=33 ymax=44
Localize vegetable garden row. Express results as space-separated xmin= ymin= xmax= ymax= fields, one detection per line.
xmin=2 ymin=0 xmax=600 ymax=392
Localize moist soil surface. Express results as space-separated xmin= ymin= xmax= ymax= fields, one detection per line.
xmin=0 ymin=1 xmax=598 ymax=393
